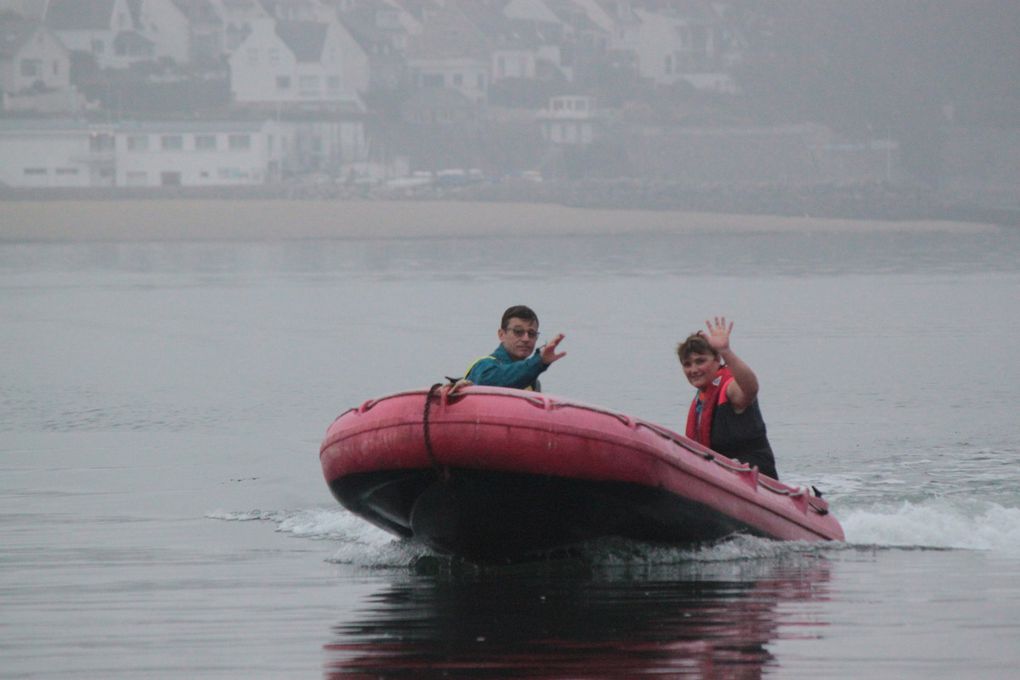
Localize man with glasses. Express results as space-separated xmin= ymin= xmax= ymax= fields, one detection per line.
xmin=463 ymin=305 xmax=566 ymax=391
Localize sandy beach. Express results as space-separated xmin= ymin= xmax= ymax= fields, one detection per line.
xmin=0 ymin=198 xmax=997 ymax=242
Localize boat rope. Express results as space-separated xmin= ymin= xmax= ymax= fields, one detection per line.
xmin=418 ymin=384 xmax=830 ymax=516
xmin=422 ymin=383 xmax=450 ymax=480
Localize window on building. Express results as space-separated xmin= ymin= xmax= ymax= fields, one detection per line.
xmin=298 ymin=75 xmax=320 ymax=94
xmin=195 ymin=134 xmax=217 ymax=150
xmin=247 ymin=48 xmax=259 ymax=65
xmin=268 ymin=48 xmax=279 ymax=65
xmin=127 ymin=135 xmax=149 ymax=151
xmin=24 ymin=167 xmax=47 ymax=175
xmin=276 ymin=75 xmax=291 ymax=90
xmin=327 ymin=76 xmax=340 ymax=91
xmin=56 ymin=168 xmax=79 ymax=175
xmin=422 ymin=74 xmax=443 ymax=87
xmin=228 ymin=134 xmax=251 ymax=150
xmin=218 ymin=168 xmax=249 ymax=180
xmin=89 ymin=133 xmax=115 ymax=152
xmin=126 ymin=171 xmax=148 ymax=186
xmin=161 ymin=135 xmax=183 ymax=150
xmin=453 ymin=73 xmax=463 ymax=86
xmin=20 ymin=59 xmax=41 ymax=77
xmin=161 ymin=172 xmax=182 ymax=186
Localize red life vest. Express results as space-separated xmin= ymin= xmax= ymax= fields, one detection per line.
xmin=685 ymin=366 xmax=733 ymax=447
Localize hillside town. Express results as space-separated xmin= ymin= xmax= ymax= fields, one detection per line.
xmin=1 ymin=0 xmax=1017 ymax=221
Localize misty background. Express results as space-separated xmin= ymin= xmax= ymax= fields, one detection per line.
xmin=1 ymin=0 xmax=1018 ymax=221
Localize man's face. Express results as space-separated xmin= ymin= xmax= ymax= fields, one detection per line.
xmin=498 ymin=317 xmax=540 ymax=361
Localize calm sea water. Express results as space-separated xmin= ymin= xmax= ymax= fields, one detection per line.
xmin=2 ymin=220 xmax=1019 ymax=678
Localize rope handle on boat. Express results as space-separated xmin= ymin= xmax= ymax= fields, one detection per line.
xmin=422 ymin=381 xmax=465 ymax=481
xmin=422 ymin=383 xmax=443 ymax=477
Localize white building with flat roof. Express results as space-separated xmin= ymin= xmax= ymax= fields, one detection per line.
xmin=0 ymin=118 xmax=293 ymax=188
xmin=0 ymin=120 xmax=114 ymax=187
xmin=114 ymin=120 xmax=289 ymax=187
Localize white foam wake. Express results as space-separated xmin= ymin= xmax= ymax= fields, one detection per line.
xmin=209 ymin=497 xmax=1020 ymax=567
xmin=208 ymin=507 xmax=392 ymax=544
xmin=840 ymin=499 xmax=1020 ymax=555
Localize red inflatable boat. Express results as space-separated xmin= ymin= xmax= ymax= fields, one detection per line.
xmin=320 ymin=385 xmax=844 ymax=562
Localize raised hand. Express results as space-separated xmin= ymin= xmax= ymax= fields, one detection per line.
xmin=539 ymin=333 xmax=567 ymax=365
xmin=704 ymin=317 xmax=733 ymax=353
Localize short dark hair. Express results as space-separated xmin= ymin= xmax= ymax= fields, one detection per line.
xmin=501 ymin=305 xmax=538 ymax=329
xmin=676 ymin=332 xmax=718 ymax=362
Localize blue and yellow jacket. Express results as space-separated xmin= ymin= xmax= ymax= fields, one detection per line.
xmin=464 ymin=344 xmax=547 ymax=391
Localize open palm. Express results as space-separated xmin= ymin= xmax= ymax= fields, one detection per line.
xmin=704 ymin=317 xmax=733 ymax=352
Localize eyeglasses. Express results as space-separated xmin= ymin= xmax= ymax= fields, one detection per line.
xmin=506 ymin=327 xmax=540 ymax=339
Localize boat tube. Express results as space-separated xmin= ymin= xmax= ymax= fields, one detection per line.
xmin=320 ymin=385 xmax=843 ymax=562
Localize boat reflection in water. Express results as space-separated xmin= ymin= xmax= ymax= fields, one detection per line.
xmin=325 ymin=542 xmax=833 ymax=678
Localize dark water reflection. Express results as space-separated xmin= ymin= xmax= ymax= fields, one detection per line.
xmin=325 ymin=553 xmax=832 ymax=678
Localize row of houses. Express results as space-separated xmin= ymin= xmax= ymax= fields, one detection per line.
xmin=1 ymin=0 xmax=741 ymax=111
xmin=7 ymin=1 xmax=682 ymax=186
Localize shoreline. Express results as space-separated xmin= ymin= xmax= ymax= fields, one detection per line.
xmin=0 ymin=198 xmax=999 ymax=243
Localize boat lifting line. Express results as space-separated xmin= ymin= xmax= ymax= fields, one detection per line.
xmin=422 ymin=382 xmax=450 ymax=480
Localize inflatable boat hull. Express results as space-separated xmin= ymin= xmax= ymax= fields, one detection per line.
xmin=320 ymin=387 xmax=843 ymax=562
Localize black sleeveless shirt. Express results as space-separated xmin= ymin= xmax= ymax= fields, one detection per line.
xmin=710 ymin=399 xmax=779 ymax=480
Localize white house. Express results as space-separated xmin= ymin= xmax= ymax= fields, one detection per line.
xmin=457 ymin=4 xmax=569 ymax=84
xmin=229 ymin=18 xmax=367 ymax=107
xmin=133 ymin=0 xmax=191 ymax=65
xmin=44 ymin=0 xmax=153 ymax=70
xmin=406 ymin=4 xmax=489 ymax=104
xmin=176 ymin=0 xmax=226 ymax=65
xmin=206 ymin=0 xmax=270 ymax=54
xmin=0 ymin=19 xmax=70 ymax=94
xmin=536 ymin=94 xmax=598 ymax=145
xmin=630 ymin=6 xmax=738 ymax=93
xmin=573 ymin=0 xmax=642 ymax=53
xmin=335 ymin=3 xmax=411 ymax=91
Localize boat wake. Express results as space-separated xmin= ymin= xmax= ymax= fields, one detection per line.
xmin=204 ymin=510 xmax=774 ymax=570
xmin=840 ymin=498 xmax=1020 ymax=555
xmin=209 ymin=496 xmax=1020 ymax=566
